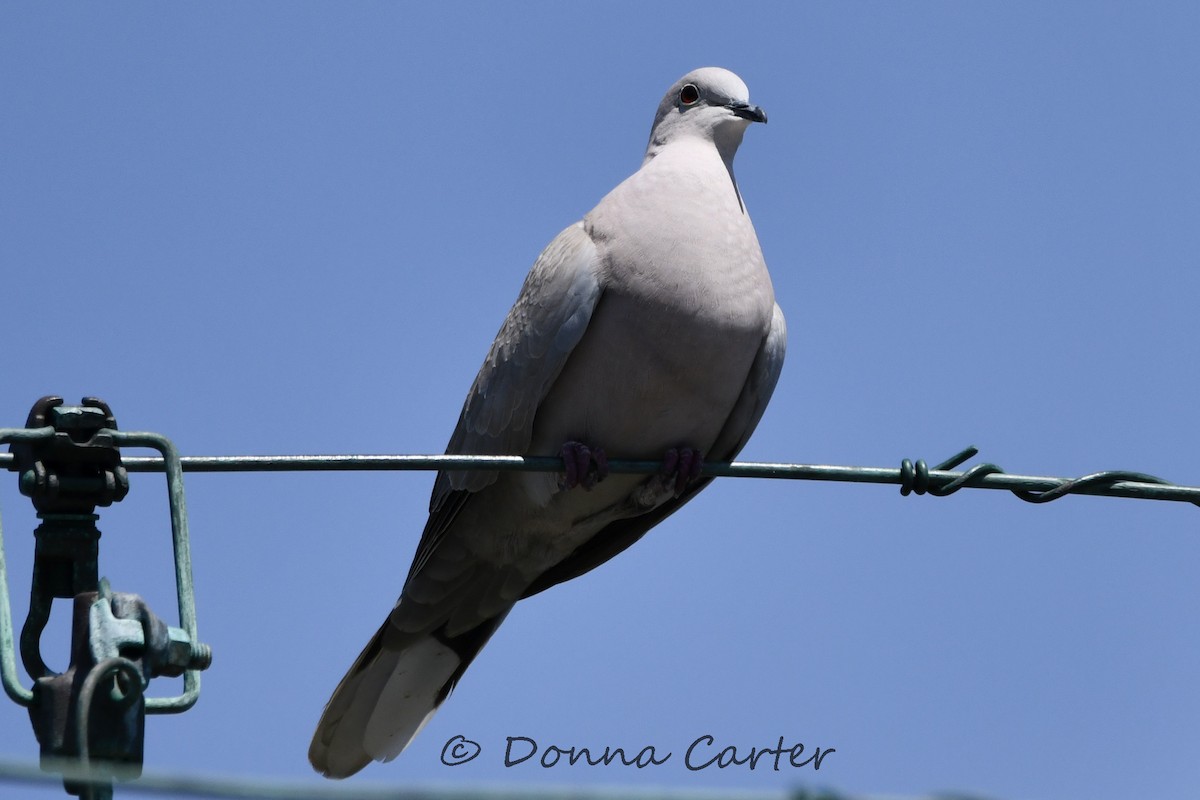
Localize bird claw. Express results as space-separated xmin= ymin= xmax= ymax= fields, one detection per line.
xmin=558 ymin=441 xmax=609 ymax=491
xmin=661 ymin=447 xmax=703 ymax=496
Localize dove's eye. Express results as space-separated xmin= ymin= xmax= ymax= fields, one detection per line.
xmin=679 ymin=84 xmax=700 ymax=106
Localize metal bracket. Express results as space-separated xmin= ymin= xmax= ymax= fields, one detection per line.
xmin=0 ymin=397 xmax=211 ymax=797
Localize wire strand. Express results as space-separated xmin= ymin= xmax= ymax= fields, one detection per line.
xmin=2 ymin=445 xmax=1195 ymax=508
xmin=0 ymin=757 xmax=996 ymax=800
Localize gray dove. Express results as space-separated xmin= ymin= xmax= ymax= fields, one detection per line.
xmin=310 ymin=66 xmax=786 ymax=778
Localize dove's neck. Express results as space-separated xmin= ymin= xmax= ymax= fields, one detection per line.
xmin=644 ymin=128 xmax=744 ymax=169
xmin=642 ymin=133 xmax=746 ymax=212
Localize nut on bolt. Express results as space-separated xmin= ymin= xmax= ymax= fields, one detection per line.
xmin=163 ymin=627 xmax=213 ymax=677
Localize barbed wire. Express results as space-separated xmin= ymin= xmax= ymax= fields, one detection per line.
xmin=2 ymin=444 xmax=1196 ymax=508
xmin=0 ymin=758 xmax=995 ymax=800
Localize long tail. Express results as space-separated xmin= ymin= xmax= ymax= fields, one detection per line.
xmin=309 ymin=613 xmax=507 ymax=778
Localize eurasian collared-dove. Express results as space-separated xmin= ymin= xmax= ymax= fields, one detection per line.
xmin=310 ymin=66 xmax=786 ymax=778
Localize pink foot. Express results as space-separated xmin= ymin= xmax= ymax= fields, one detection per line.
xmin=662 ymin=447 xmax=704 ymax=496
xmin=559 ymin=441 xmax=609 ymax=491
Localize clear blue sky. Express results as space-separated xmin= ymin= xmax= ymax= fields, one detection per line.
xmin=2 ymin=3 xmax=1199 ymax=799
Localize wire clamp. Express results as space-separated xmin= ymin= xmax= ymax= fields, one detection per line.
xmin=1 ymin=397 xmax=211 ymax=799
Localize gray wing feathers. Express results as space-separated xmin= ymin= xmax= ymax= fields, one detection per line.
xmin=706 ymin=302 xmax=787 ymax=461
xmin=432 ymin=222 xmax=602 ymax=508
xmin=392 ymin=560 xmax=526 ymax=637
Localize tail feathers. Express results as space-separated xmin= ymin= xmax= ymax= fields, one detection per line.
xmin=309 ymin=612 xmax=509 ymax=779
xmin=364 ymin=636 xmax=459 ymax=761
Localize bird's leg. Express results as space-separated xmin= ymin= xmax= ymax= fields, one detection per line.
xmin=661 ymin=447 xmax=704 ymax=496
xmin=558 ymin=441 xmax=609 ymax=491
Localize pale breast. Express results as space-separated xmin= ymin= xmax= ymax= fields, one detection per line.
xmin=527 ymin=140 xmax=775 ymax=460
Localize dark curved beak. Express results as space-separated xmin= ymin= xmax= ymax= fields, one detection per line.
xmin=727 ymin=100 xmax=767 ymax=124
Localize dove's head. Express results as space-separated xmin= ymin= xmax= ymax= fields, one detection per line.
xmin=645 ymin=67 xmax=766 ymax=164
